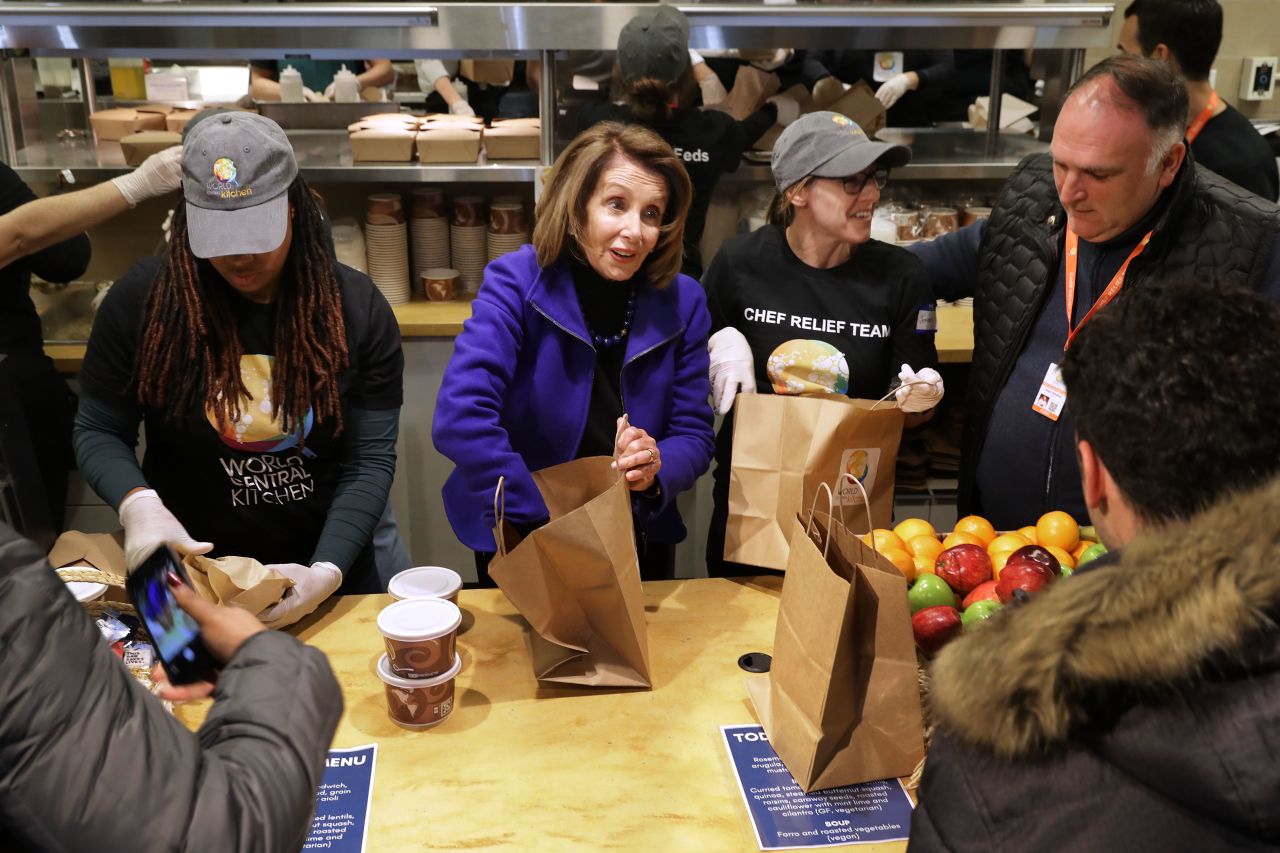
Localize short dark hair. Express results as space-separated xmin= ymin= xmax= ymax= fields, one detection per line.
xmin=1064 ymin=55 xmax=1188 ymax=162
xmin=1124 ymin=0 xmax=1222 ymax=81
xmin=1062 ymin=280 xmax=1280 ymax=523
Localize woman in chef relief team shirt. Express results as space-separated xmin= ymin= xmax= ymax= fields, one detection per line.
xmin=703 ymin=111 xmax=944 ymax=576
xmin=433 ymin=122 xmax=715 ymax=586
xmin=74 ymin=112 xmax=404 ymax=627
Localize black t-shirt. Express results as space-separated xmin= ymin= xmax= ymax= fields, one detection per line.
xmin=704 ymin=223 xmax=938 ymax=401
xmin=79 ymin=255 xmax=402 ymax=565
xmin=1192 ymin=102 xmax=1279 ymax=202
xmin=579 ymin=103 xmax=754 ymax=277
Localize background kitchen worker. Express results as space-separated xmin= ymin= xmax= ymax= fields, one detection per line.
xmin=910 ymin=279 xmax=1280 ymax=851
xmin=249 ymin=59 xmax=394 ymax=102
xmin=702 ymin=111 xmax=942 ymax=577
xmin=74 ymin=113 xmax=404 ymax=627
xmin=910 ymin=54 xmax=1280 ymax=530
xmin=433 ymin=121 xmax=714 ymax=585
xmin=1119 ymin=0 xmax=1278 ymax=201
xmin=0 ymin=520 xmax=342 ymax=851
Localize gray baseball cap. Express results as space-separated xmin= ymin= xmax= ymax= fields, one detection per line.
xmin=771 ymin=111 xmax=911 ymax=192
xmin=617 ymin=6 xmax=691 ymax=85
xmin=182 ymin=112 xmax=298 ymax=258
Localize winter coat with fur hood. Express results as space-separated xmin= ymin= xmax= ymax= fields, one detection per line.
xmin=908 ymin=474 xmax=1280 ymax=852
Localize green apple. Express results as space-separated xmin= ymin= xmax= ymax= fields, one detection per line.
xmin=909 ymin=573 xmax=958 ymax=614
xmin=961 ymin=598 xmax=1002 ymax=628
xmin=1076 ymin=543 xmax=1108 ymax=567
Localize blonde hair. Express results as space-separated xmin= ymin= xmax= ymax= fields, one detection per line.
xmin=765 ymin=176 xmax=813 ymax=228
xmin=533 ymin=121 xmax=692 ymax=288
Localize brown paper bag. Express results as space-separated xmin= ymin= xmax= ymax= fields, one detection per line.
xmin=713 ymin=65 xmax=782 ymax=121
xmin=826 ymin=79 xmax=887 ymax=137
xmin=460 ymin=59 xmax=515 ymax=86
xmin=183 ymin=554 xmax=293 ymax=615
xmin=725 ymin=393 xmax=904 ymax=570
xmin=488 ymin=456 xmax=651 ymax=688
xmin=748 ymin=487 xmax=923 ymax=791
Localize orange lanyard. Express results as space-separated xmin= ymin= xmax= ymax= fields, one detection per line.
xmin=1063 ymin=227 xmax=1152 ymax=350
xmin=1186 ymin=91 xmax=1220 ymax=143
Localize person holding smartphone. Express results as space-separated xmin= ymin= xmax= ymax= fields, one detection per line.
xmin=0 ymin=522 xmax=341 ymax=850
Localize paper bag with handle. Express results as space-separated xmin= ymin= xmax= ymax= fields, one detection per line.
xmin=724 ymin=390 xmax=904 ymax=570
xmin=747 ymin=475 xmax=924 ymax=791
xmin=487 ymin=454 xmax=651 ymax=689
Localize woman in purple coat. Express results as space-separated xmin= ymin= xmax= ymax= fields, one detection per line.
xmin=433 ymin=122 xmax=715 ymax=585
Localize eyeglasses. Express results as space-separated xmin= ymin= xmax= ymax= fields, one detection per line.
xmin=839 ymin=169 xmax=890 ymax=196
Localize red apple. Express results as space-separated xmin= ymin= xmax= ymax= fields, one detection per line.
xmin=934 ymin=544 xmax=993 ymax=595
xmin=961 ymin=579 xmax=1000 ymax=609
xmin=912 ymin=606 xmax=963 ymax=657
xmin=1005 ymin=544 xmax=1061 ymax=576
xmin=995 ymin=561 xmax=1055 ymax=604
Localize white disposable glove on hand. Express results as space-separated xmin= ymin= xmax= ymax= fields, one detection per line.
xmin=750 ymin=49 xmax=793 ymax=72
xmin=875 ymin=72 xmax=914 ymax=109
xmin=110 ymin=145 xmax=183 ymax=208
xmin=257 ymin=561 xmax=343 ymax=629
xmin=708 ymin=327 xmax=757 ymax=416
xmin=895 ymin=363 xmax=945 ymax=413
xmin=449 ymin=99 xmax=476 ymax=117
xmin=118 ymin=488 xmax=213 ymax=572
xmin=699 ymin=74 xmax=729 ymax=107
xmin=766 ymin=93 xmax=800 ymax=127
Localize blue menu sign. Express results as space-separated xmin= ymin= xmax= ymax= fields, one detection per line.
xmin=303 ymin=744 xmax=378 ymax=852
xmin=721 ymin=725 xmax=914 ymax=849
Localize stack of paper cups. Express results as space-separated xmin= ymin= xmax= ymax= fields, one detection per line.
xmin=365 ymin=193 xmax=411 ymax=305
xmin=487 ymin=197 xmax=530 ymax=263
xmin=410 ymin=187 xmax=450 ymax=296
xmin=450 ymin=195 xmax=488 ymax=295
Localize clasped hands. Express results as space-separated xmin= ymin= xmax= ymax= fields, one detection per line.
xmin=611 ymin=416 xmax=661 ymax=492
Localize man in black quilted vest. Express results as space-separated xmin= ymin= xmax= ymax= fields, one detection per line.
xmin=911 ymin=54 xmax=1280 ymax=530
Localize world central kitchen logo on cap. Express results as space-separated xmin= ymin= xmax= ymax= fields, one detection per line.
xmin=207 ymin=156 xmax=253 ymax=199
xmin=831 ymin=113 xmax=867 ymax=138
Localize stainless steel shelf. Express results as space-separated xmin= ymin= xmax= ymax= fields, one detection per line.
xmin=10 ymin=130 xmax=541 ymax=183
xmin=0 ymin=1 xmax=1114 ymax=54
xmin=733 ymin=128 xmax=1047 ymax=181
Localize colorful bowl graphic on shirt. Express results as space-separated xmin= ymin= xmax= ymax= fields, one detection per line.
xmin=766 ymin=339 xmax=850 ymax=396
xmin=205 ymin=354 xmax=313 ymax=453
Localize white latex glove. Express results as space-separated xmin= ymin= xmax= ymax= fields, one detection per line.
xmin=708 ymin=327 xmax=757 ymax=415
xmin=766 ymin=93 xmax=800 ymax=127
xmin=688 ymin=49 xmax=706 ymax=67
xmin=118 ymin=488 xmax=213 ymax=572
xmin=895 ymin=363 xmax=945 ymax=413
xmin=449 ymin=99 xmax=476 ymax=117
xmin=875 ymin=72 xmax=914 ymax=108
xmin=750 ymin=49 xmax=793 ymax=72
xmin=110 ymin=145 xmax=183 ymax=208
xmin=699 ymin=73 xmax=728 ymax=107
xmin=257 ymin=561 xmax=343 ymax=629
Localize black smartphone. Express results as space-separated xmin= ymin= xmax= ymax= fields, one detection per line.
xmin=125 ymin=545 xmax=219 ymax=685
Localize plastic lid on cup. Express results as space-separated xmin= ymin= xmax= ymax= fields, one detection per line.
xmin=376 ymin=597 xmax=462 ymax=642
xmin=388 ymin=566 xmax=463 ymax=601
xmin=376 ymin=652 xmax=462 ymax=689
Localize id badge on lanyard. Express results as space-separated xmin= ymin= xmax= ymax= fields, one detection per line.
xmin=1031 ymin=227 xmax=1152 ymax=421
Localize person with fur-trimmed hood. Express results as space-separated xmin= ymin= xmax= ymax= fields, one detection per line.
xmin=908 ymin=280 xmax=1280 ymax=851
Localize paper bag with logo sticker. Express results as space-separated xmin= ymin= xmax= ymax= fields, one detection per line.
xmin=488 ymin=456 xmax=650 ymax=688
xmin=724 ymin=393 xmax=903 ymax=570
xmin=182 ymin=553 xmax=294 ymax=615
xmin=746 ymin=497 xmax=923 ymax=791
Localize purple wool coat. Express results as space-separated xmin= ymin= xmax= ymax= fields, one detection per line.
xmin=432 ymin=245 xmax=715 ymax=552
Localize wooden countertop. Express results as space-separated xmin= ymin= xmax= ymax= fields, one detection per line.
xmin=176 ymin=577 xmax=911 ymax=852
xmin=44 ymin=303 xmax=974 ymax=371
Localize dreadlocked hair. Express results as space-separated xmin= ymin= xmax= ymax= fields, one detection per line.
xmin=135 ymin=176 xmax=349 ymax=441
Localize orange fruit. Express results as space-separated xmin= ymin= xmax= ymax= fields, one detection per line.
xmin=913 ymin=555 xmax=937 ymax=575
xmin=1072 ymin=539 xmax=1099 ymax=561
xmin=882 ymin=548 xmax=916 ymax=582
xmin=861 ymin=528 xmax=906 ymax=553
xmin=1037 ymin=511 xmax=1080 ymax=552
xmin=906 ymin=534 xmax=945 ymax=562
xmin=954 ymin=515 xmax=997 ymax=547
xmin=1018 ymin=525 xmax=1039 ymax=544
xmin=893 ymin=517 xmax=936 ymax=543
xmin=942 ymin=530 xmax=985 ymax=550
xmin=991 ymin=549 xmax=1013 ymax=579
xmin=1046 ymin=545 xmax=1076 ymax=569
xmin=988 ymin=532 xmax=1032 ymax=559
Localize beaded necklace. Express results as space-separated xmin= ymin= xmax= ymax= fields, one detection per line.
xmin=580 ymin=285 xmax=636 ymax=349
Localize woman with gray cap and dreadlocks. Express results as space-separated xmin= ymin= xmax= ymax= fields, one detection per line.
xmin=74 ymin=112 xmax=404 ymax=627
xmin=701 ymin=111 xmax=945 ymax=576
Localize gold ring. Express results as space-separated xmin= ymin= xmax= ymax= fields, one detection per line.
xmin=647 ymin=448 xmax=657 ymax=464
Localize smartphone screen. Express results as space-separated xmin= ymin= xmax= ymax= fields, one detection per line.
xmin=126 ymin=546 xmax=219 ymax=685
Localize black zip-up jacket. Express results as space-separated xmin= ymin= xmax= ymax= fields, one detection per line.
xmin=911 ymin=151 xmax=1280 ymax=517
